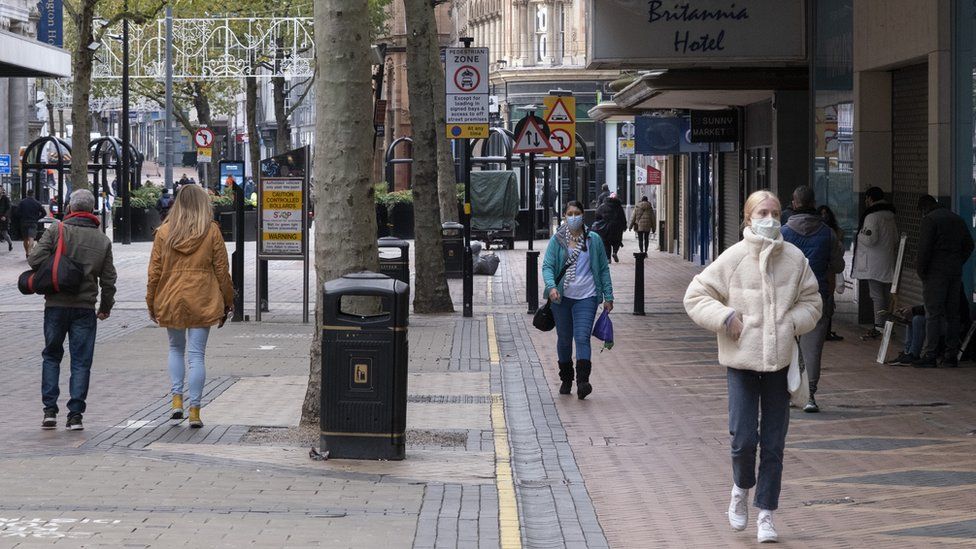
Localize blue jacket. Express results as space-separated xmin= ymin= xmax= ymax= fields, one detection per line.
xmin=781 ymin=212 xmax=844 ymax=297
xmin=542 ymin=227 xmax=614 ymax=303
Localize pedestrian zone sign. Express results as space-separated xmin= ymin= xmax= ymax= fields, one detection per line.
xmin=445 ymin=47 xmax=489 ymax=140
xmin=512 ymin=115 xmax=550 ymax=154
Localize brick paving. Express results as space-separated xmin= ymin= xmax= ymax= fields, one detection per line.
xmin=3 ymin=227 xmax=975 ymax=547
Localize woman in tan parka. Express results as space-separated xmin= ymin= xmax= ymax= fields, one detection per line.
xmin=146 ymin=184 xmax=234 ymax=428
xmin=629 ymin=195 xmax=656 ymax=253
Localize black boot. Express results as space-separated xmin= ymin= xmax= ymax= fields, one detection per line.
xmin=576 ymin=359 xmax=592 ymax=400
xmin=557 ymin=361 xmax=574 ymax=395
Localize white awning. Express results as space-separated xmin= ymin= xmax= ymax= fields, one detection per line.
xmin=0 ymin=29 xmax=70 ymax=77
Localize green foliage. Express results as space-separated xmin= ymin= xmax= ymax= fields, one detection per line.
xmin=130 ymin=184 xmax=162 ymax=209
xmin=373 ymin=182 xmax=412 ymax=210
xmin=456 ymin=183 xmax=465 ymax=201
xmin=368 ymin=0 xmax=394 ymax=40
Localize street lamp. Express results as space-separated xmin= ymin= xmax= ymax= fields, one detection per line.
xmin=121 ymin=0 xmax=131 ymax=244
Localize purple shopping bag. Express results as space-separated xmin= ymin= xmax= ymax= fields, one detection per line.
xmin=592 ymin=309 xmax=614 ymax=351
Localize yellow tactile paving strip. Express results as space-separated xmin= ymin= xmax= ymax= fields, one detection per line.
xmin=487 ymin=313 xmax=522 ymax=549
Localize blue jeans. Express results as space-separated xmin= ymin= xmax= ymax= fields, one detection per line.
xmin=727 ymin=366 xmax=791 ymax=511
xmin=903 ymin=315 xmax=926 ymax=357
xmin=42 ymin=307 xmax=97 ymax=417
xmin=167 ymin=328 xmax=210 ymax=407
xmin=551 ymin=296 xmax=599 ymax=361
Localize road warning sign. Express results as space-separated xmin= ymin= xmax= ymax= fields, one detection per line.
xmin=193 ymin=127 xmax=215 ymax=148
xmin=543 ymin=95 xmax=576 ymax=158
xmin=445 ymin=47 xmax=489 ymax=139
xmin=512 ymin=115 xmax=550 ymax=154
xmin=544 ymin=97 xmax=574 ymax=124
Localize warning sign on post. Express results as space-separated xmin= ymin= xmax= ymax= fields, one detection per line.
xmin=543 ymin=95 xmax=576 ymax=158
xmin=445 ymin=47 xmax=489 ymax=139
xmin=260 ymin=178 xmax=304 ymax=255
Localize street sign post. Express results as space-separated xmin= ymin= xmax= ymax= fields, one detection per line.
xmin=512 ymin=115 xmax=551 ymax=154
xmin=445 ymin=47 xmax=489 ymax=140
xmin=513 ymin=112 xmax=552 ymax=315
xmin=194 ymin=127 xmax=215 ymax=148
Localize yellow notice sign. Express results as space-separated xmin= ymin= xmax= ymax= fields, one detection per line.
xmin=446 ymin=124 xmax=489 ymax=139
xmin=262 ymin=191 xmax=302 ymax=210
xmin=543 ymin=95 xmax=577 ymax=158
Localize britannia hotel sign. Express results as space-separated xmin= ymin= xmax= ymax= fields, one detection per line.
xmin=587 ymin=0 xmax=806 ymax=69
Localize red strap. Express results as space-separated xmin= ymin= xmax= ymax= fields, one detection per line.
xmin=51 ymin=222 xmax=64 ymax=293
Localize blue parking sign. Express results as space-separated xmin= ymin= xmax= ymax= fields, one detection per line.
xmin=0 ymin=154 xmax=10 ymax=175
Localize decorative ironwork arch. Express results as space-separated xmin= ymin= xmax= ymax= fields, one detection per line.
xmin=20 ymin=136 xmax=71 ymax=212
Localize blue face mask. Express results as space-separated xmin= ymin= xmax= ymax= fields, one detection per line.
xmin=566 ymin=215 xmax=583 ymax=231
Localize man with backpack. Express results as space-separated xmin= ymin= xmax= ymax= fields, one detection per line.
xmin=156 ymin=188 xmax=174 ymax=221
xmin=28 ymin=189 xmax=116 ymax=431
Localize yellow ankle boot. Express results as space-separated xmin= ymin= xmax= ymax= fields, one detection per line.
xmin=171 ymin=395 xmax=184 ymax=420
xmin=188 ymin=406 xmax=203 ymax=428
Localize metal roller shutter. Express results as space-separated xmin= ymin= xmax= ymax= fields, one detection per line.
xmin=722 ymin=152 xmax=741 ymax=251
xmin=891 ymin=63 xmax=928 ymax=306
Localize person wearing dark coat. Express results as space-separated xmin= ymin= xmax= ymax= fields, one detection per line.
xmin=913 ymin=195 xmax=975 ymax=368
xmin=0 ymin=186 xmax=12 ymax=252
xmin=594 ymin=195 xmax=627 ymax=262
xmin=595 ymin=184 xmax=611 ymax=208
xmin=17 ymin=194 xmax=46 ymax=259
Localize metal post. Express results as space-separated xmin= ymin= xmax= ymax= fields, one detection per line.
xmin=121 ymin=0 xmax=132 ymax=245
xmin=633 ymin=252 xmax=646 ymax=316
xmin=164 ymin=7 xmax=173 ymax=189
xmin=461 ymin=37 xmax=474 ymax=318
xmin=526 ymin=150 xmax=539 ymax=310
xmin=232 ymin=178 xmax=245 ymax=322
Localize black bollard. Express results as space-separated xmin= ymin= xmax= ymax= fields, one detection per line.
xmin=526 ymin=250 xmax=540 ymax=314
xmin=463 ymin=245 xmax=473 ymax=317
xmin=633 ymin=252 xmax=646 ymax=316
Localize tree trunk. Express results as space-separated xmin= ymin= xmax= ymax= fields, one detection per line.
xmin=403 ymin=0 xmax=454 ymax=313
xmin=246 ymin=73 xmax=261 ymax=191
xmin=302 ymin=0 xmax=381 ymax=425
xmin=69 ymin=0 xmax=98 ymax=192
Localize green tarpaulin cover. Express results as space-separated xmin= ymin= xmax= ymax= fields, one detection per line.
xmin=470 ymin=170 xmax=519 ymax=232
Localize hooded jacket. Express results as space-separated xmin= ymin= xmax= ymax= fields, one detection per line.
xmin=684 ymin=227 xmax=822 ymax=372
xmin=28 ymin=213 xmax=116 ymax=313
xmin=630 ymin=200 xmax=656 ymax=232
xmin=851 ymin=200 xmax=898 ymax=282
xmin=146 ymin=221 xmax=234 ymax=329
xmin=781 ymin=211 xmax=845 ymax=298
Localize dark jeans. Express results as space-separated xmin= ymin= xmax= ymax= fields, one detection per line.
xmin=903 ymin=314 xmax=926 ymax=357
xmin=551 ymin=295 xmax=599 ymax=362
xmin=636 ymin=231 xmax=650 ymax=253
xmin=41 ymin=307 xmax=97 ymax=417
xmin=922 ymin=275 xmax=962 ymax=358
xmin=727 ymin=366 xmax=790 ymax=511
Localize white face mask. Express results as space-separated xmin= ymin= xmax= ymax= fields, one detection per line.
xmin=751 ymin=217 xmax=781 ymax=240
xmin=566 ymin=214 xmax=583 ymax=231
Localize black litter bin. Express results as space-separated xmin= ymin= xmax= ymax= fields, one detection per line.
xmin=442 ymin=222 xmax=464 ymax=278
xmin=377 ymin=236 xmax=409 ymax=285
xmin=321 ymin=272 xmax=409 ymax=460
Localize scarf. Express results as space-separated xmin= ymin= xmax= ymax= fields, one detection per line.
xmin=556 ymin=224 xmax=588 ymax=284
xmin=65 ymin=211 xmax=101 ymax=227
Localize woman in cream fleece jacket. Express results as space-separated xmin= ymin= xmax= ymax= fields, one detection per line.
xmin=684 ymin=190 xmax=822 ymax=544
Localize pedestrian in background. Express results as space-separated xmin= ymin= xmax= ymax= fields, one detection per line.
xmin=818 ymin=205 xmax=845 ymax=341
xmin=594 ymin=193 xmax=627 ymax=262
xmin=17 ymin=193 xmax=45 ymax=259
xmin=781 ymin=186 xmax=845 ymax=413
xmin=684 ymin=190 xmax=821 ymax=543
xmin=595 ymin=183 xmax=610 ymax=207
xmin=630 ymin=195 xmax=656 ymax=254
xmin=155 ymin=188 xmax=174 ymax=221
xmin=32 ymin=190 xmax=116 ymax=431
xmin=851 ymin=187 xmax=898 ymax=340
xmin=542 ymin=200 xmax=614 ymax=400
xmin=146 ymin=184 xmax=234 ymax=428
xmin=0 ymin=186 xmax=12 ymax=252
xmin=913 ymin=194 xmax=974 ymax=368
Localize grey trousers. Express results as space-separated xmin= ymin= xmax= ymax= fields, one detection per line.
xmin=868 ymin=280 xmax=892 ymax=329
xmin=799 ymin=293 xmax=832 ymax=395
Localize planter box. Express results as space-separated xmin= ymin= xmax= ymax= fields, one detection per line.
xmin=113 ymin=207 xmax=160 ymax=242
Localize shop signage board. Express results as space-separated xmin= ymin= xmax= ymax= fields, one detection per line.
xmin=690 ymin=109 xmax=738 ymax=142
xmin=260 ymin=178 xmax=304 ymax=256
xmin=543 ymin=95 xmax=576 ymax=158
xmin=445 ymin=47 xmax=489 ymax=139
xmin=587 ymin=0 xmax=805 ymax=69
xmin=0 ymin=154 xmax=10 ymax=175
xmin=37 ymin=0 xmax=64 ymax=47
xmin=646 ymin=166 xmax=662 ymax=185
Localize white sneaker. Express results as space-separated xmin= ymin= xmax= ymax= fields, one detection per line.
xmin=728 ymin=486 xmax=748 ymax=531
xmin=757 ymin=510 xmax=778 ymax=543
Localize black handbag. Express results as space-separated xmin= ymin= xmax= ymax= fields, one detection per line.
xmin=532 ymin=260 xmax=573 ymax=332
xmin=18 ymin=221 xmax=85 ymax=295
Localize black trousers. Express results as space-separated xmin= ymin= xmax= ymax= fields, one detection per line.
xmin=636 ymin=231 xmax=650 ymax=253
xmin=921 ymin=275 xmax=962 ymax=359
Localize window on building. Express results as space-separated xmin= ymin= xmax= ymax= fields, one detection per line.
xmin=536 ymin=5 xmax=547 ymax=63
xmin=559 ymin=6 xmax=566 ymax=62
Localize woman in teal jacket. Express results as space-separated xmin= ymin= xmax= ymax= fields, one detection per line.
xmin=542 ymin=200 xmax=614 ymax=399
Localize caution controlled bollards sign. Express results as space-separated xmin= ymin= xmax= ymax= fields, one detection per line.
xmin=445 ymin=47 xmax=489 ymax=139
